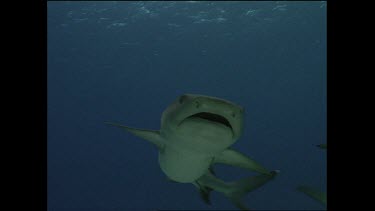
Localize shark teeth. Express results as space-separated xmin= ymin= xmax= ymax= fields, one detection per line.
xmin=189 ymin=112 xmax=232 ymax=130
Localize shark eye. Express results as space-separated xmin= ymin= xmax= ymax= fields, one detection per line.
xmin=195 ymin=101 xmax=200 ymax=108
xmin=231 ymin=111 xmax=236 ymax=118
xmin=179 ymin=95 xmax=187 ymax=104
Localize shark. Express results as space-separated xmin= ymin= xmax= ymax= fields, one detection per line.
xmin=106 ymin=94 xmax=279 ymax=210
xmin=297 ymin=186 xmax=327 ymax=206
xmin=297 ymin=143 xmax=327 ymax=206
xmin=316 ymin=143 xmax=327 ymax=149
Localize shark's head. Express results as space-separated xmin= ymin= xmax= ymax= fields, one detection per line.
xmin=161 ymin=94 xmax=244 ymax=153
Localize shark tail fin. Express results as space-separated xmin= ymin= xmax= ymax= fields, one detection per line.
xmin=225 ymin=170 xmax=280 ymax=211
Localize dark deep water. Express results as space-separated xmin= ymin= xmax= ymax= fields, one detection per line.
xmin=48 ymin=1 xmax=326 ymax=210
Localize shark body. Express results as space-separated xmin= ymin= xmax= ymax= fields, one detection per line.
xmin=297 ymin=143 xmax=327 ymax=206
xmin=106 ymin=94 xmax=278 ymax=210
xmin=297 ymin=186 xmax=327 ymax=206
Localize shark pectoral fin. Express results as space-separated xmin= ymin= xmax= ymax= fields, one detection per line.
xmin=105 ymin=122 xmax=164 ymax=150
xmin=213 ymin=148 xmax=273 ymax=175
xmin=297 ymin=186 xmax=327 ymax=205
xmin=197 ymin=171 xmax=279 ymax=211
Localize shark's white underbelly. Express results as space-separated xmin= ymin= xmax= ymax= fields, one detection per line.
xmin=158 ymin=146 xmax=213 ymax=183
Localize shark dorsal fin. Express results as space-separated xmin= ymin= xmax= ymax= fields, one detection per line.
xmin=105 ymin=122 xmax=164 ymax=150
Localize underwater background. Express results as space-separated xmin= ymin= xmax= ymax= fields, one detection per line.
xmin=48 ymin=1 xmax=326 ymax=210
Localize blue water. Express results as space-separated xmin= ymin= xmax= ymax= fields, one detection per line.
xmin=48 ymin=1 xmax=326 ymax=210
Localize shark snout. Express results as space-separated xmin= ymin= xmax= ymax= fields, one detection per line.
xmin=193 ymin=97 xmax=241 ymax=118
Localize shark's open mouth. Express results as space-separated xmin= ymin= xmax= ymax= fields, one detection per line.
xmin=188 ymin=112 xmax=232 ymax=130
